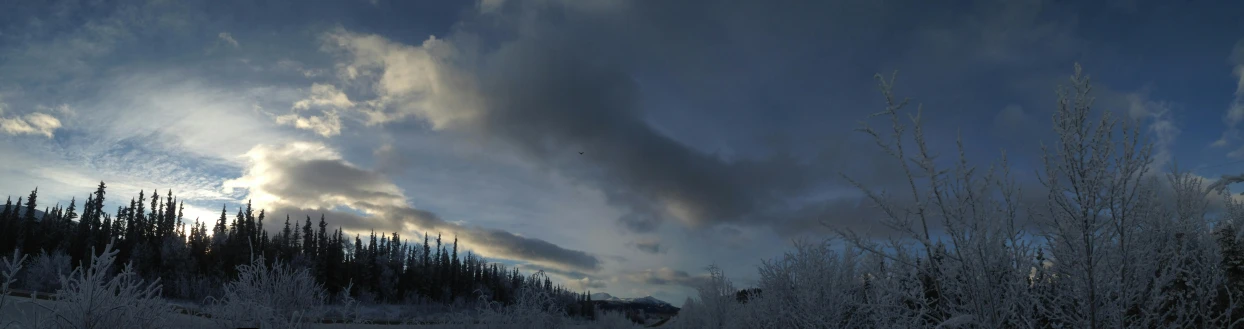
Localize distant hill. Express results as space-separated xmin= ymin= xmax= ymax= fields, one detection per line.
xmin=1 ymin=206 xmax=46 ymax=220
xmin=589 ymin=292 xmax=680 ymax=316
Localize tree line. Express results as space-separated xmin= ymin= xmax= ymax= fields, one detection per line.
xmin=0 ymin=184 xmax=598 ymax=316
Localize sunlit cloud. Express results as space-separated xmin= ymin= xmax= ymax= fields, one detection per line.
xmin=223 ymin=141 xmax=603 ymax=272
xmin=0 ymin=112 xmax=61 ymax=138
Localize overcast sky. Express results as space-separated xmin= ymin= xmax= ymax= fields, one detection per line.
xmin=1 ymin=0 xmax=1242 ymax=303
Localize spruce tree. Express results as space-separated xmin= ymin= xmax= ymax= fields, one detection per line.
xmin=318 ymin=215 xmax=328 ymax=261
xmin=282 ymin=215 xmax=293 ymax=253
xmin=215 ymin=205 xmax=227 ymax=239
xmin=354 ymin=235 xmax=363 ymax=263
xmin=256 ymin=209 xmax=265 ymax=245
xmin=317 ymin=215 xmax=328 ymax=281
xmin=1 ymin=196 xmax=10 ymax=221
xmin=70 ymin=195 xmax=89 ymax=264
xmin=148 ymin=189 xmax=160 ymax=240
xmin=244 ymin=200 xmax=255 ymax=242
xmin=303 ymin=216 xmax=314 ymax=257
xmin=20 ymin=188 xmax=38 ymax=254
xmin=177 ymin=201 xmax=185 ymax=238
xmin=101 ymin=208 xmax=113 ymax=243
xmin=231 ymin=209 xmax=242 ymax=240
xmin=0 ymin=197 xmax=12 ymax=255
xmin=136 ymin=190 xmax=146 ymax=230
xmin=292 ymin=218 xmax=303 ymax=257
xmin=90 ymin=186 xmax=106 ymax=252
xmin=451 ymin=236 xmax=460 ymax=299
xmin=163 ymin=190 xmax=175 ymax=238
xmin=22 ymin=188 xmax=37 ymax=224
xmin=8 ymin=197 xmax=21 ymax=253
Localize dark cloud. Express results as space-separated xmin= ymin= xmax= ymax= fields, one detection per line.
xmin=516 ymin=263 xmax=596 ymax=283
xmin=462 ymin=223 xmax=602 ymax=272
xmin=623 ymin=268 xmax=710 ymax=289
xmin=629 ymin=239 xmax=662 ymax=254
xmin=264 ymin=206 xmax=393 ymax=234
xmin=372 ymin=144 xmax=410 ymax=176
xmin=275 ymin=159 xmax=407 ymax=207
xmin=573 ymin=278 xmax=607 ymax=290
xmin=375 ymin=204 xmax=605 ymax=272
xmin=319 ymin=0 xmax=1143 ymax=236
xmin=519 ymin=262 xmax=610 ymax=290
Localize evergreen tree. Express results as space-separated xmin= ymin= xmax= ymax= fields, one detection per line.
xmin=293 ymin=218 xmax=303 ymax=257
xmin=354 ymin=235 xmax=363 ymax=264
xmin=230 ymin=208 xmax=242 ymax=240
xmin=20 ymin=188 xmax=38 ymax=254
xmin=162 ymin=190 xmax=175 ymax=238
xmin=451 ymin=236 xmax=460 ymax=299
xmin=0 ymin=197 xmax=12 ymax=254
xmin=318 ymin=215 xmax=328 ymax=261
xmin=90 ymin=184 xmax=107 ymax=252
xmin=214 ymin=205 xmax=227 ymax=240
xmin=148 ymin=189 xmax=159 ymax=240
xmin=101 ymin=207 xmax=113 ymax=243
xmin=64 ymin=197 xmax=77 ymax=237
xmin=256 ymin=209 xmax=265 ymax=245
xmin=70 ymin=195 xmax=88 ymax=262
xmin=1 ymin=196 xmax=10 ymax=220
xmin=177 ymin=201 xmax=185 ymax=238
xmin=244 ymin=200 xmax=255 ymax=243
xmin=303 ymin=216 xmax=315 ymax=257
xmin=135 ymin=190 xmax=146 ymax=240
xmin=317 ymin=215 xmax=328 ymax=281
xmin=282 ymin=215 xmax=293 ymax=255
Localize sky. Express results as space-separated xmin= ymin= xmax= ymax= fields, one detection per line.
xmin=0 ymin=0 xmax=1243 ymax=304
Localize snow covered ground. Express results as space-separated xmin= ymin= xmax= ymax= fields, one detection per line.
xmin=0 ymin=295 xmax=213 ymax=328
xmin=0 ymin=295 xmax=649 ymax=329
xmin=0 ymin=246 xmax=647 ymax=329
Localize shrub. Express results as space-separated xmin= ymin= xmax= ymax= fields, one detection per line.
xmin=471 ymin=271 xmax=566 ymax=329
xmin=17 ymin=250 xmax=70 ymax=293
xmin=38 ymin=242 xmax=169 ymax=329
xmin=1 ymin=250 xmax=29 ymax=329
xmin=202 ymin=258 xmax=325 ymax=329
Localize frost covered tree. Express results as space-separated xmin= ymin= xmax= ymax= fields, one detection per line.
xmin=39 ymin=241 xmax=170 ymax=329
xmin=204 ymin=257 xmax=326 ymax=329
xmin=1 ymin=249 xmax=28 ymax=329
xmin=1031 ymin=64 xmax=1158 ymax=328
xmin=17 ymin=249 xmax=71 ymax=293
xmin=829 ymin=69 xmax=1040 ymax=328
xmin=741 ymin=239 xmax=869 ymax=329
xmin=801 ymin=64 xmax=1244 ymax=329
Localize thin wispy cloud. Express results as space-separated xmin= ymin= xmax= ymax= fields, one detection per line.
xmin=218 ymin=32 xmax=240 ymax=48
xmin=0 ymin=112 xmax=61 ymax=138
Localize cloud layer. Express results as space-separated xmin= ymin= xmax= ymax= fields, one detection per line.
xmin=311 ymin=18 xmax=834 ymax=234
xmin=224 ymin=142 xmax=602 ymax=272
